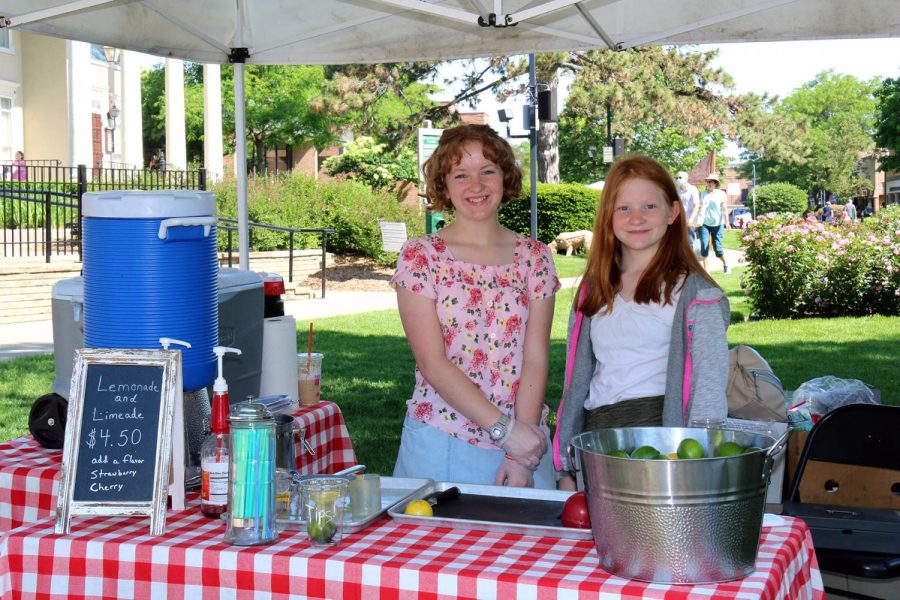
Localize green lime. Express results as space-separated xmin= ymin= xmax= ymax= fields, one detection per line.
xmin=631 ymin=445 xmax=660 ymax=460
xmin=676 ymin=438 xmax=706 ymax=460
xmin=653 ymin=454 xmax=668 ymax=460
xmin=308 ymin=516 xmax=336 ymax=543
xmin=743 ymin=446 xmax=762 ymax=454
xmin=607 ymin=450 xmax=629 ymax=458
xmin=716 ymin=441 xmax=745 ymax=457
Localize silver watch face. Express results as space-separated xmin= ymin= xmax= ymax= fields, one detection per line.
xmin=489 ymin=424 xmax=504 ymax=441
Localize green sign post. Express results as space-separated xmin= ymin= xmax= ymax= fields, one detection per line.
xmin=418 ymin=127 xmax=445 ymax=233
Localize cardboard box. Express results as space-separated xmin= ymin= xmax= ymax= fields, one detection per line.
xmin=785 ymin=429 xmax=809 ymax=496
xmin=786 ymin=428 xmax=900 ymax=510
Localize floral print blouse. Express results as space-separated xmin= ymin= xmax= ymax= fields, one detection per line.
xmin=390 ymin=233 xmax=560 ymax=448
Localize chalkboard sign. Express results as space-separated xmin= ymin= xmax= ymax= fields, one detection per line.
xmin=56 ymin=349 xmax=180 ymax=536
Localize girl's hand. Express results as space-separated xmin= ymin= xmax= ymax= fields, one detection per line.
xmin=494 ymin=457 xmax=534 ymax=487
xmin=500 ymin=420 xmax=546 ymax=470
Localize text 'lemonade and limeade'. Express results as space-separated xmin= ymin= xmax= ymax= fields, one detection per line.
xmin=75 ymin=366 xmax=163 ymax=498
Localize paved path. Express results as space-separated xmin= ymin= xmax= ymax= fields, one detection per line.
xmin=0 ymin=249 xmax=744 ymax=362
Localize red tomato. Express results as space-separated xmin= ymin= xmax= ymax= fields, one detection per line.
xmin=561 ymin=491 xmax=591 ymax=528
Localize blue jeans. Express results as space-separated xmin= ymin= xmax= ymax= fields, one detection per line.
xmin=699 ymin=224 xmax=724 ymax=258
xmin=393 ymin=416 xmax=556 ymax=489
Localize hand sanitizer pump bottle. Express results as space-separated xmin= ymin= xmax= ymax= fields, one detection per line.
xmin=201 ymin=346 xmax=241 ymax=518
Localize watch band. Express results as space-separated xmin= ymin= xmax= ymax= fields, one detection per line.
xmin=489 ymin=413 xmax=512 ymax=446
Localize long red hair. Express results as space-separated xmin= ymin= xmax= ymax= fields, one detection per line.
xmin=578 ymin=154 xmax=718 ymax=316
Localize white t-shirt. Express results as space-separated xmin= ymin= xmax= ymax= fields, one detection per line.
xmin=678 ymin=184 xmax=700 ymax=226
xmin=702 ymin=189 xmax=727 ymax=227
xmin=586 ymin=292 xmax=680 ymax=410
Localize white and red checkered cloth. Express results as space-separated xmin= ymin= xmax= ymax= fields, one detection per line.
xmin=0 ymin=401 xmax=356 ymax=533
xmin=0 ymin=501 xmax=823 ymax=599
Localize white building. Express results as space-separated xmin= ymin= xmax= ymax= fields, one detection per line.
xmin=0 ymin=30 xmax=147 ymax=170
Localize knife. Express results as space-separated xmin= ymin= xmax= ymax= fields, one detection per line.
xmin=423 ymin=486 xmax=461 ymax=507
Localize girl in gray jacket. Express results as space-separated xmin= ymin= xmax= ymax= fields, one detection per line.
xmin=553 ymin=155 xmax=730 ymax=489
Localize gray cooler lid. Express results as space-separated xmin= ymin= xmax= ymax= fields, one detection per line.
xmin=219 ymin=268 xmax=263 ymax=293
xmin=82 ymin=190 xmax=215 ymax=218
xmin=52 ymin=276 xmax=84 ymax=302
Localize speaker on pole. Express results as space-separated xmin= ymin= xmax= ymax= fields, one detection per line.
xmin=537 ymin=89 xmax=557 ymax=122
xmin=613 ymin=137 xmax=625 ymax=157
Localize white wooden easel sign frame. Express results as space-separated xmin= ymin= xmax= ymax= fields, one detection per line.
xmin=55 ymin=348 xmax=180 ymax=536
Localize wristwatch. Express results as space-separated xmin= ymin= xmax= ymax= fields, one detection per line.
xmin=487 ymin=414 xmax=511 ymax=443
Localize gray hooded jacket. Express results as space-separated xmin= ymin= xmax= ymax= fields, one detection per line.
xmin=552 ymin=272 xmax=730 ymax=472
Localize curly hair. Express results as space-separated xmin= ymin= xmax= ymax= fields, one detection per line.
xmin=422 ymin=124 xmax=522 ymax=213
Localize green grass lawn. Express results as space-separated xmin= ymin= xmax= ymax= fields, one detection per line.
xmin=1 ymin=266 xmax=896 ymax=476
xmin=723 ymin=228 xmax=743 ymax=250
xmin=553 ymin=254 xmax=587 ymax=279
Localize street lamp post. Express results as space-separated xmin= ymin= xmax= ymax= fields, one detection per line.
xmin=101 ymin=46 xmax=120 ymax=165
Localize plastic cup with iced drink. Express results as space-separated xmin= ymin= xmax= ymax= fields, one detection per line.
xmin=297 ymin=352 xmax=323 ymax=407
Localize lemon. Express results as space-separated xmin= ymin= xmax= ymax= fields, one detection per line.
xmin=667 ymin=452 xmax=680 ymax=460
xmin=630 ymin=445 xmax=660 ymax=460
xmin=404 ymin=499 xmax=434 ymax=516
xmin=716 ymin=441 xmax=745 ymax=457
xmin=310 ymin=489 xmax=342 ymax=505
xmin=676 ymin=438 xmax=706 ymax=459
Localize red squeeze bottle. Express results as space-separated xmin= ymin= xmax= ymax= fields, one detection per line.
xmin=200 ymin=346 xmax=241 ymax=518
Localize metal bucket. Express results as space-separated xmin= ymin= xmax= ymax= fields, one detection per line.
xmin=570 ymin=427 xmax=780 ymax=584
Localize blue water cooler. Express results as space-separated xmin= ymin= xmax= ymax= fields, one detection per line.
xmin=82 ymin=190 xmax=219 ymax=390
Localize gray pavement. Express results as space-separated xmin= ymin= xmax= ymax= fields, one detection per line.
xmin=0 ymin=250 xmax=743 ymax=362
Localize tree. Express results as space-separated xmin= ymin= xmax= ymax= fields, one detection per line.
xmin=554 ymin=47 xmax=752 ymax=182
xmin=143 ymin=63 xmax=340 ymax=171
xmin=755 ymin=71 xmax=880 ymax=200
xmin=221 ymin=65 xmax=334 ymax=172
xmin=322 ymin=137 xmax=417 ymax=190
xmin=874 ymin=77 xmax=900 ymax=173
xmin=140 ymin=63 xmax=205 ymax=166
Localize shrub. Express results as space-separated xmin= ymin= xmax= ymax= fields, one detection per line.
xmin=322 ymin=137 xmax=418 ymax=191
xmin=499 ymin=183 xmax=599 ymax=244
xmin=211 ymin=172 xmax=423 ymax=265
xmin=740 ymin=207 xmax=900 ymax=318
xmin=753 ymin=183 xmax=808 ymax=215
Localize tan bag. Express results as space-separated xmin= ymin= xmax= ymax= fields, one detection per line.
xmin=726 ymin=345 xmax=787 ymax=422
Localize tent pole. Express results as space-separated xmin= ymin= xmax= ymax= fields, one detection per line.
xmin=529 ymin=53 xmax=538 ymax=240
xmin=234 ymin=62 xmax=249 ymax=270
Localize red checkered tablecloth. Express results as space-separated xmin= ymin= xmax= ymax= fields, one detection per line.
xmin=0 ymin=435 xmax=61 ymax=535
xmin=0 ymin=400 xmax=355 ymax=533
xmin=0 ymin=503 xmax=824 ymax=599
xmin=294 ymin=401 xmax=357 ymax=475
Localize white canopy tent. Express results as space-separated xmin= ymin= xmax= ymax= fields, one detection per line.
xmin=4 ymin=0 xmax=900 ymax=268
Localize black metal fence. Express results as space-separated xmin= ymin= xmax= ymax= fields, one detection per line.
xmin=0 ymin=164 xmax=206 ymax=261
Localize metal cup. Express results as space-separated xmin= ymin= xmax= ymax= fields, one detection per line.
xmin=273 ymin=414 xmax=297 ymax=471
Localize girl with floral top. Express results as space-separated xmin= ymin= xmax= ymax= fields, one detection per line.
xmin=391 ymin=124 xmax=560 ymax=488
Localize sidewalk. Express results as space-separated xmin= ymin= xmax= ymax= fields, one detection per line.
xmin=0 ymin=250 xmax=742 ymax=362
xmin=0 ymin=290 xmax=401 ymax=362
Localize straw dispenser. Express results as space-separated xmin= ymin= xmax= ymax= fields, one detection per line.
xmin=224 ymin=399 xmax=278 ymax=546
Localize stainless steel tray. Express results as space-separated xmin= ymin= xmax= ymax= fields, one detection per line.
xmin=387 ymin=481 xmax=593 ymax=540
xmin=277 ymin=476 xmax=433 ymax=534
